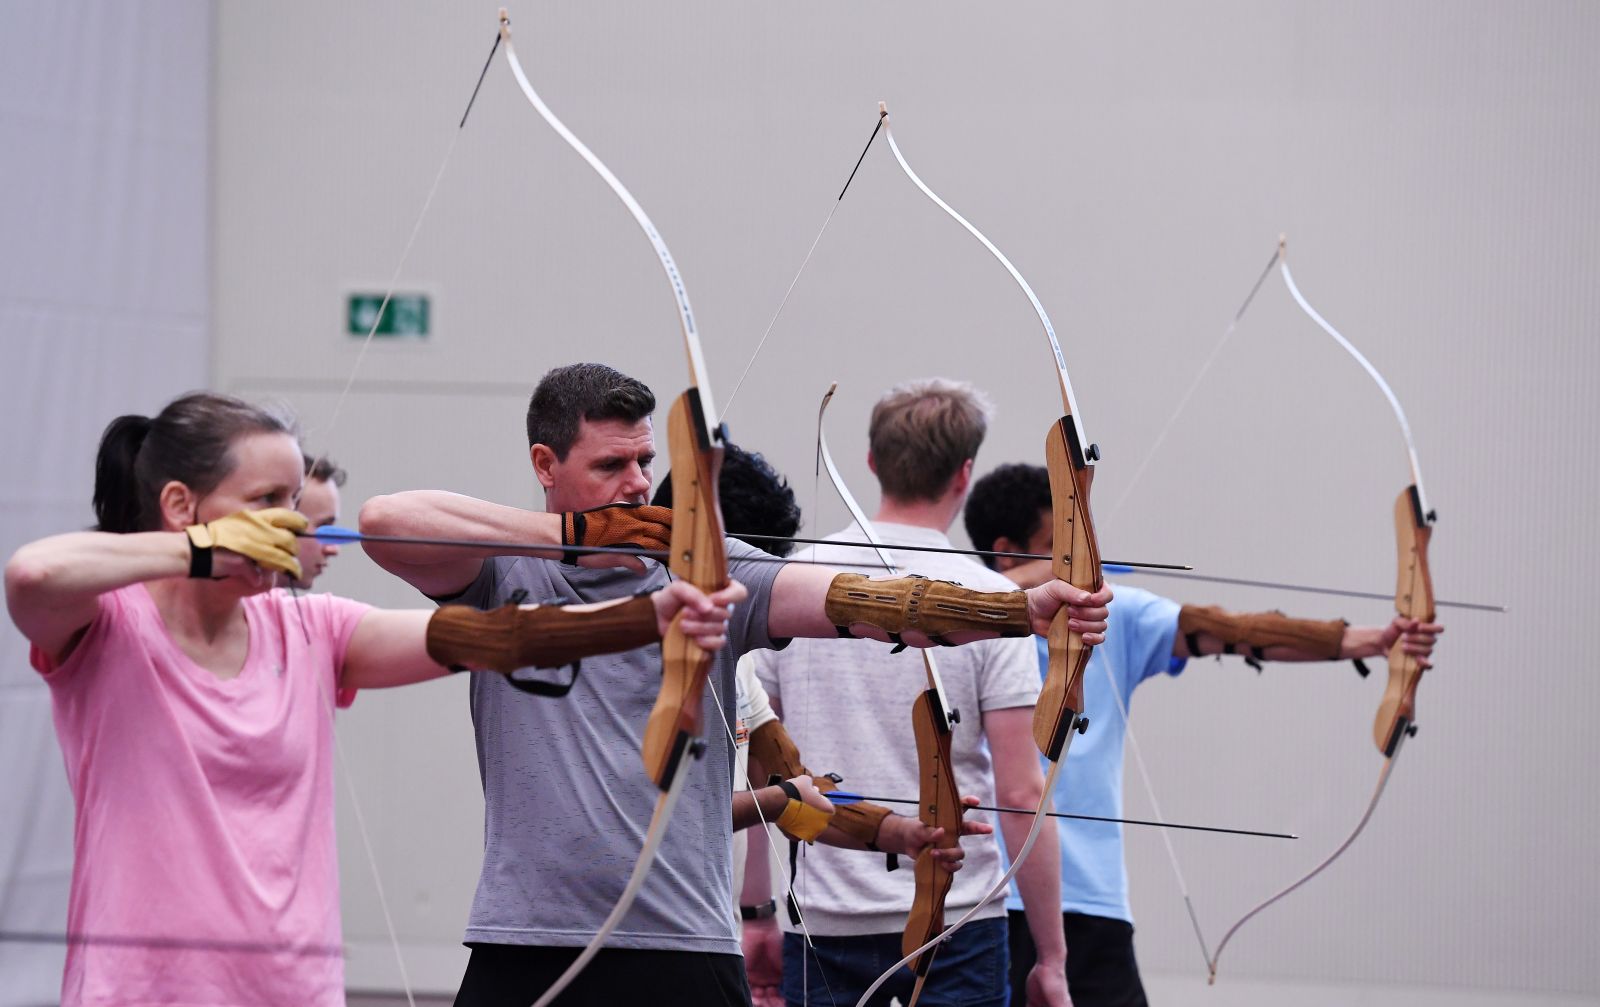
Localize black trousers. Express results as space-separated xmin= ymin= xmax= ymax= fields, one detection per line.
xmin=453 ymin=942 xmax=752 ymax=1007
xmin=1007 ymin=910 xmax=1148 ymax=1007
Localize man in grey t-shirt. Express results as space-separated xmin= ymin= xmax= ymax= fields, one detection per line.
xmin=361 ymin=363 xmax=1112 ymax=1006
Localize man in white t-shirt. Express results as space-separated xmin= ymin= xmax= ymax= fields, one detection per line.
xmin=653 ymin=442 xmax=995 ymax=1007
xmin=752 ymin=379 xmax=1071 ymax=1007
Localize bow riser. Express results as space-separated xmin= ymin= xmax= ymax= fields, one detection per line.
xmin=641 ymin=389 xmax=728 ymax=788
xmin=1034 ymin=417 xmax=1102 ymax=759
xmin=902 ymin=681 xmax=961 ymax=966
xmin=1376 ymin=485 xmax=1434 ymax=756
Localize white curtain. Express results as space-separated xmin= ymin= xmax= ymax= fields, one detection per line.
xmin=0 ymin=2 xmax=211 ymax=1002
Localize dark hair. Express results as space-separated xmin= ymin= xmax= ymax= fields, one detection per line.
xmin=304 ymin=454 xmax=348 ymax=487
xmin=93 ymin=392 xmax=299 ymax=533
xmin=526 ymin=363 xmax=656 ymax=459
xmin=652 ymin=443 xmax=801 ymax=558
xmin=963 ymin=463 xmax=1052 ymax=570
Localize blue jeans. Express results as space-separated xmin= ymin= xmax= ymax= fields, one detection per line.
xmin=781 ymin=917 xmax=1010 ymax=1007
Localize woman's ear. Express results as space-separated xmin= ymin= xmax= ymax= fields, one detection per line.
xmin=157 ymin=480 xmax=198 ymax=531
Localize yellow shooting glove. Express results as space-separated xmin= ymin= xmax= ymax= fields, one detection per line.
xmin=774 ymin=779 xmax=834 ymax=843
xmin=185 ymin=508 xmax=308 ymax=580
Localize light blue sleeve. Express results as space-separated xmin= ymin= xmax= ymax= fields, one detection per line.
xmin=1111 ymin=585 xmax=1184 ymax=692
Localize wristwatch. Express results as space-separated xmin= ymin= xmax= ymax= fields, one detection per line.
xmin=740 ymin=899 xmax=777 ymax=921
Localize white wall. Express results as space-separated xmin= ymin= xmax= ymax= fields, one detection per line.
xmin=0 ymin=2 xmax=212 ymax=1002
xmin=212 ymin=2 xmax=1600 ymax=1001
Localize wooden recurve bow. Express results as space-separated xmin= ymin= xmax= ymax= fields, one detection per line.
xmin=1205 ymin=247 xmax=1438 ymax=982
xmin=494 ymin=11 xmax=729 ymax=1006
xmin=856 ymin=102 xmax=1102 ymax=1007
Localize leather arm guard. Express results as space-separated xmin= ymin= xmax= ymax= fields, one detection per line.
xmin=823 ymin=573 xmax=1030 ymax=650
xmin=747 ymin=719 xmax=891 ymax=847
xmin=1177 ymin=604 xmax=1347 ymax=670
xmin=426 ymin=594 xmax=659 ymax=677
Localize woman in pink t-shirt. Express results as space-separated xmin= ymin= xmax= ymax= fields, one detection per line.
xmin=3 ymin=392 xmax=741 ymax=1006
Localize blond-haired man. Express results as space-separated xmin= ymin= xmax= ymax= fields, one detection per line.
xmin=752 ymin=379 xmax=1073 ymax=1007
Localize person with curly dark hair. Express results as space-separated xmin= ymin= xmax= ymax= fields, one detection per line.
xmin=653 ymin=445 xmax=801 ymax=558
xmin=965 ymin=463 xmax=1443 ymax=1007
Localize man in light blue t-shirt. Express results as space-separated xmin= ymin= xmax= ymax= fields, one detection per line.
xmin=964 ymin=464 xmax=1442 ymax=1007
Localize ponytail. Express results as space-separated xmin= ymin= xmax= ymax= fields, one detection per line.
xmin=89 ymin=393 xmax=299 ymax=534
xmin=93 ymin=414 xmax=153 ymax=532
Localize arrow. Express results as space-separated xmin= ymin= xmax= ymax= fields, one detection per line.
xmin=824 ymin=791 xmax=1296 ymax=840
xmin=726 ymin=531 xmax=1187 ymax=571
xmin=310 ymin=527 xmax=1502 ymax=612
xmin=306 ymin=526 xmax=871 ymax=570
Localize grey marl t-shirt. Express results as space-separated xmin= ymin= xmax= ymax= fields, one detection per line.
xmin=448 ymin=540 xmax=784 ymax=954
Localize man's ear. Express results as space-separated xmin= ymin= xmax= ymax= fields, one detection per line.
xmin=530 ymin=444 xmax=559 ymax=490
xmin=866 ymin=451 xmax=877 ymax=476
xmin=157 ymin=480 xmax=198 ymax=531
xmin=990 ymin=535 xmax=1023 ymax=572
xmin=950 ymin=457 xmax=975 ymax=497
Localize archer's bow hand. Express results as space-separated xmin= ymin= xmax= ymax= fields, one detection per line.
xmin=875 ymin=798 xmax=991 ymax=872
xmin=957 ymin=794 xmax=996 ymax=836
xmin=562 ymin=503 xmax=672 ymax=570
xmin=1346 ymin=615 xmax=1444 ymax=668
xmin=1025 ymin=580 xmax=1113 ymax=644
xmin=652 ymin=578 xmax=747 ymax=651
xmin=186 ymin=508 xmax=307 ymax=582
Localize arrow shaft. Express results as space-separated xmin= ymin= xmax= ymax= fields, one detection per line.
xmin=728 ymin=531 xmax=1187 ymax=571
xmin=1122 ymin=567 xmax=1501 ymax=614
xmin=311 ymin=529 xmax=1502 ymax=613
xmin=832 ymin=793 xmax=1295 ymax=840
xmin=305 ymin=528 xmax=876 ymax=570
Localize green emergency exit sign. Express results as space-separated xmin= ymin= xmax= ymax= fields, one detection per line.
xmin=347 ymin=293 xmax=429 ymax=338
